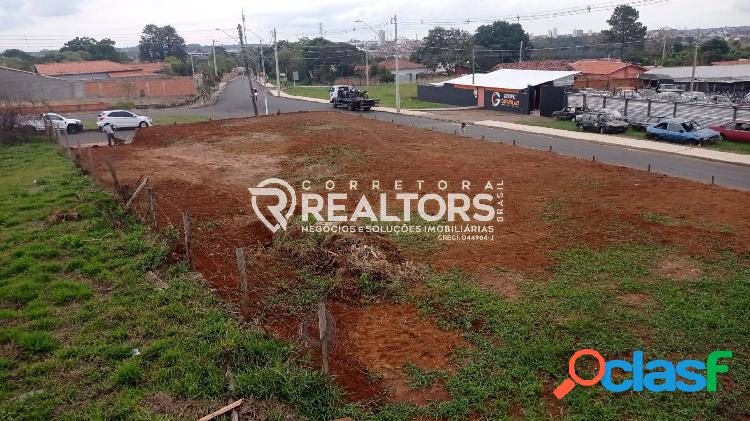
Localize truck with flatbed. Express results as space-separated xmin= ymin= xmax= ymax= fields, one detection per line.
xmin=329 ymin=85 xmax=379 ymax=111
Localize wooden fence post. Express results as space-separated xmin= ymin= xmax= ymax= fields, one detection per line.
xmin=86 ymin=147 xmax=94 ymax=173
xmin=125 ymin=176 xmax=149 ymax=209
xmin=147 ymin=187 xmax=156 ymax=228
xmin=235 ymin=248 xmax=250 ymax=320
xmin=182 ymin=212 xmax=193 ymax=269
xmin=105 ymin=159 xmax=126 ymax=203
xmin=318 ymin=302 xmax=329 ymax=374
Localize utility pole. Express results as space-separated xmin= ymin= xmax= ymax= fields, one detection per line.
xmin=689 ymin=43 xmax=698 ymax=92
xmin=319 ymin=22 xmax=324 ymax=37
xmin=365 ymin=50 xmax=369 ymax=87
xmin=519 ymin=40 xmax=523 ymax=63
xmin=211 ymin=40 xmax=218 ymax=78
xmin=273 ymin=28 xmax=281 ymax=97
xmin=661 ymin=37 xmax=666 ymax=67
xmin=393 ymin=14 xmax=400 ymax=113
xmin=189 ymin=53 xmax=195 ymax=76
xmin=238 ymin=24 xmax=259 ymax=116
xmin=471 ymin=46 xmax=476 ymax=85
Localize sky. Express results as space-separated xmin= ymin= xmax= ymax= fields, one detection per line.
xmin=0 ymin=0 xmax=749 ymax=51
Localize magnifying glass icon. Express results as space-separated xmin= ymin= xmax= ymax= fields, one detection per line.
xmin=553 ymin=349 xmax=606 ymax=400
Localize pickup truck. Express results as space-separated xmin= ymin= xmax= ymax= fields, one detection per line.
xmin=24 ymin=113 xmax=84 ymax=134
xmin=329 ymin=85 xmax=379 ymax=111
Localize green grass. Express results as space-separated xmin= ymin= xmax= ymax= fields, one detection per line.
xmin=0 ymin=139 xmax=354 ymax=420
xmin=522 ymin=118 xmax=649 ymax=140
xmin=524 ymin=118 xmax=750 ymax=155
xmin=82 ymin=115 xmax=210 ymax=131
xmin=706 ymin=139 xmax=750 ymax=155
xmin=285 ymin=84 xmax=453 ymax=109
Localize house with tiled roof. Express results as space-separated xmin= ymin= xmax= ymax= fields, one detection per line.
xmin=376 ymin=59 xmax=428 ymax=83
xmin=569 ymin=59 xmax=646 ymax=91
xmin=34 ymin=60 xmax=165 ymax=80
xmin=492 ymin=60 xmax=573 ymax=72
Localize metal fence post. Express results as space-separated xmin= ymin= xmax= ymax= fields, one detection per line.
xmin=602 ymin=96 xmax=607 ymax=109
xmin=647 ymin=99 xmax=652 ymax=118
xmin=673 ymin=102 xmax=678 ymax=118
xmin=624 ymin=98 xmax=629 ymax=117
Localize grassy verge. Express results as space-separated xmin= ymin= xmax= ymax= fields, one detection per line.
xmin=706 ymin=139 xmax=750 ymax=155
xmin=83 ymin=115 xmax=210 ymax=131
xmin=284 ymin=84 xmax=452 ymax=109
xmin=0 ymin=140 xmax=352 ymax=420
xmin=521 ymin=118 xmax=649 ymax=140
xmin=523 ymin=118 xmax=750 ymax=155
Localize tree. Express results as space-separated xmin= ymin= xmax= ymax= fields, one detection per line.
xmin=602 ymin=5 xmax=647 ymax=60
xmin=61 ymin=37 xmax=121 ymax=61
xmin=699 ymin=38 xmax=730 ymax=64
xmin=411 ymin=27 xmax=472 ymax=72
xmin=138 ymin=25 xmax=187 ymax=62
xmin=472 ymin=21 xmax=530 ymax=70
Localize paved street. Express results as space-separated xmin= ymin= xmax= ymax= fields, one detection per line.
xmin=66 ymin=76 xmax=750 ymax=190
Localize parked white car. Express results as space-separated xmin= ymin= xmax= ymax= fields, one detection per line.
xmin=96 ymin=110 xmax=153 ymax=129
xmin=24 ymin=113 xmax=84 ymax=134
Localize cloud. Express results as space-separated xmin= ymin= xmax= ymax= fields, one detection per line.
xmin=0 ymin=0 xmax=83 ymax=30
xmin=736 ymin=0 xmax=750 ymax=13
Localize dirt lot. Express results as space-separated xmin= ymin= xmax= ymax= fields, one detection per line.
xmin=83 ymin=111 xmax=749 ymax=414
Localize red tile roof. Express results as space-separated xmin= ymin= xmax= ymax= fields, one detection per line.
xmin=377 ymin=59 xmax=427 ymax=71
xmin=492 ymin=60 xmax=573 ymax=71
xmin=569 ymin=60 xmax=645 ymax=75
xmin=35 ymin=60 xmax=165 ymax=77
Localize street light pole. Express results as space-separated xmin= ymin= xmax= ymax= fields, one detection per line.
xmin=274 ymin=28 xmax=281 ymax=97
xmin=237 ymin=24 xmax=259 ymax=116
xmin=393 ymin=14 xmax=400 ymax=113
xmin=471 ymin=47 xmax=475 ymax=85
xmin=689 ymin=44 xmax=698 ymax=92
xmin=212 ymin=40 xmax=218 ymax=78
xmin=365 ymin=50 xmax=369 ymax=87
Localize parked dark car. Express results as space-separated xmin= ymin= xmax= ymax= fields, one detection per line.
xmin=645 ymin=119 xmax=720 ymax=145
xmin=630 ymin=115 xmax=668 ymax=132
xmin=708 ymin=120 xmax=750 ymax=143
xmin=552 ymin=106 xmax=588 ymax=121
xmin=576 ymin=112 xmax=629 ymax=134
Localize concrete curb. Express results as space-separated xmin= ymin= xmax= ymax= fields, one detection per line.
xmin=277 ymin=91 xmax=750 ymax=167
xmin=471 ymin=120 xmax=750 ymax=167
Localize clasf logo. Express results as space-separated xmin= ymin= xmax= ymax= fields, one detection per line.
xmin=553 ymin=349 xmax=733 ymax=399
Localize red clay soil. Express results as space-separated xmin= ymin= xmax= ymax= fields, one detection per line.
xmin=83 ymin=111 xmax=750 ymax=403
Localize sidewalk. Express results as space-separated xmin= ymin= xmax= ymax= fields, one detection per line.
xmin=470 ymin=120 xmax=750 ymax=167
xmin=278 ymin=92 xmax=750 ymax=167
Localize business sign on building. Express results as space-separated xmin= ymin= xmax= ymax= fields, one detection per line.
xmin=484 ymin=91 xmax=530 ymax=114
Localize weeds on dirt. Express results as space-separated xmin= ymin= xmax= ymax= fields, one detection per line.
xmin=0 ymin=140 xmax=356 ymax=420
xmin=642 ymin=213 xmax=685 ymax=226
xmin=268 ymin=222 xmax=423 ymax=310
xmin=402 ymin=363 xmax=448 ymax=390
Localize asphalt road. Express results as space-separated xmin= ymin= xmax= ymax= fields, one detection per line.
xmin=67 ymin=77 xmax=750 ymax=190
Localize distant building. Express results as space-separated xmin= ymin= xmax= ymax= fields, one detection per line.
xmin=34 ymin=60 xmax=165 ymax=80
xmin=378 ymin=30 xmax=386 ymax=46
xmin=377 ymin=59 xmax=428 ymax=83
xmin=493 ymin=60 xmax=574 ymax=71
xmin=569 ymin=59 xmax=646 ymax=91
xmin=572 ymin=29 xmax=584 ymax=37
xmin=641 ymin=64 xmax=750 ymax=93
